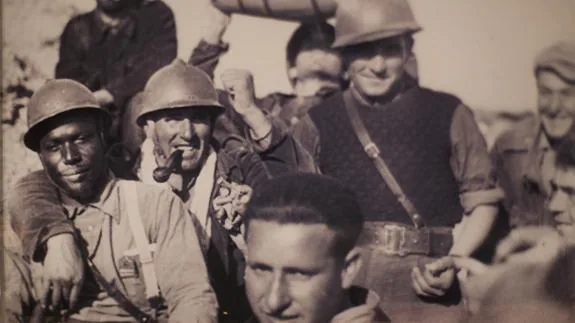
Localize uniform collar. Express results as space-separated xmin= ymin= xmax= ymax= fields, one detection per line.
xmin=59 ymin=172 xmax=120 ymax=223
xmin=536 ymin=126 xmax=552 ymax=150
xmin=523 ymin=126 xmax=555 ymax=194
xmin=92 ymin=9 xmax=136 ymax=43
xmin=346 ymin=73 xmax=418 ymax=110
xmin=331 ymin=287 xmax=387 ymax=323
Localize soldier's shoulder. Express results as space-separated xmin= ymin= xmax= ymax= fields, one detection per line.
xmin=308 ymin=91 xmax=344 ymax=118
xmin=64 ymin=10 xmax=94 ymax=31
xmin=11 ymin=170 xmax=50 ymax=189
xmin=117 ymin=179 xmax=177 ymax=203
xmin=417 ymin=87 xmax=463 ymax=107
xmin=139 ymin=0 xmax=173 ymax=15
xmin=217 ymin=143 xmax=262 ymax=175
xmin=493 ymin=113 xmax=539 ymax=152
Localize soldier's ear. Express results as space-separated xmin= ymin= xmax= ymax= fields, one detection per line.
xmin=287 ymin=67 xmax=298 ymax=86
xmin=341 ymin=247 xmax=362 ymax=289
xmin=143 ymin=119 xmax=156 ymax=139
xmin=342 ymin=70 xmax=350 ymax=83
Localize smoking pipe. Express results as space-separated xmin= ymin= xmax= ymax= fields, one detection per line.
xmin=152 ymin=149 xmax=183 ymax=183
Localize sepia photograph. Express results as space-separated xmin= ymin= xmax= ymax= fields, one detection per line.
xmin=1 ymin=0 xmax=575 ymax=322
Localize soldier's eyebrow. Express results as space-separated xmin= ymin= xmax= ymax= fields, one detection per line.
xmin=247 ymin=261 xmax=272 ymax=271
xmin=562 ymin=186 xmax=575 ymax=195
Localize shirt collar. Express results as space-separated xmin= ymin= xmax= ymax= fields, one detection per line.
xmin=166 ymin=145 xmax=226 ymax=199
xmin=59 ymin=172 xmax=120 ymax=223
xmin=537 ymin=128 xmax=552 ymax=150
xmin=331 ymin=287 xmax=384 ymax=323
xmin=346 ymin=73 xmax=418 ymax=110
xmin=522 ymin=126 xmax=553 ymax=186
xmin=92 ymin=10 xmax=136 ymax=43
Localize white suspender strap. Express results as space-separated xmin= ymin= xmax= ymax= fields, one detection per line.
xmin=122 ymin=181 xmax=160 ymax=300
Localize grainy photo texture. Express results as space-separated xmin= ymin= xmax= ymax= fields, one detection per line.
xmin=2 ymin=0 xmax=575 ymax=322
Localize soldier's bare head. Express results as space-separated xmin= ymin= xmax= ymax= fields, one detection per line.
xmin=243 ymin=173 xmax=364 ymax=323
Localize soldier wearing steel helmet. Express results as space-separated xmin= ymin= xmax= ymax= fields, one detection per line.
xmin=5 ymin=79 xmax=217 ymax=322
xmin=188 ymin=1 xmax=421 ymax=130
xmin=55 ymin=0 xmax=177 ymax=148
xmin=252 ymin=0 xmax=505 ymax=321
xmin=9 ymin=60 xmax=272 ymax=322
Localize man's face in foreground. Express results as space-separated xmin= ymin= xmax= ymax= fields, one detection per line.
xmin=537 ymin=70 xmax=575 ymax=140
xmin=548 ymin=165 xmax=575 ymax=240
xmin=149 ymin=107 xmax=213 ymax=173
xmin=39 ymin=114 xmax=107 ymax=201
xmin=245 ymin=220 xmax=349 ymax=323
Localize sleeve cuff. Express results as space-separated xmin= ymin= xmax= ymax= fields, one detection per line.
xmin=246 ymin=116 xmax=288 ymax=153
xmin=459 ymin=188 xmax=505 ymax=214
xmin=29 ymin=222 xmax=76 ymax=262
xmin=196 ymin=39 xmax=229 ymax=55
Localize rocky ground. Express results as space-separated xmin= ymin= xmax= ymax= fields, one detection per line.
xmin=1 ymin=0 xmax=532 ymax=251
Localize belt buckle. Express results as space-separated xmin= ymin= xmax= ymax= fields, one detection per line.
xmin=364 ymin=142 xmax=380 ymax=159
xmin=382 ymin=224 xmax=407 ymax=257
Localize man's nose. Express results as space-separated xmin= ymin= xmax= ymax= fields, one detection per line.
xmin=549 ymin=190 xmax=567 ymax=214
xmin=264 ymin=275 xmax=291 ymax=315
xmin=547 ymin=93 xmax=563 ymax=115
xmin=178 ymin=118 xmax=195 ymax=140
xmin=369 ymin=54 xmax=387 ymax=74
xmin=62 ymin=143 xmax=81 ymax=165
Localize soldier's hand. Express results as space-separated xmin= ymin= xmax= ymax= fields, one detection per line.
xmin=493 ymin=226 xmax=566 ymax=263
xmin=41 ymin=234 xmax=84 ymax=311
xmin=452 ymin=257 xmax=491 ymax=315
xmin=202 ymin=1 xmax=231 ymax=45
xmin=93 ymin=89 xmax=114 ymax=106
xmin=221 ymin=69 xmax=258 ymax=116
xmin=411 ymin=257 xmax=455 ymax=297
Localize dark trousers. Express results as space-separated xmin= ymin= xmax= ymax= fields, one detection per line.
xmin=354 ymin=249 xmax=464 ymax=323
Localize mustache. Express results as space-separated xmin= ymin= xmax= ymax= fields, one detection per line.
xmin=178 ymin=135 xmax=202 ymax=148
xmin=153 ymin=149 xmax=183 ymax=183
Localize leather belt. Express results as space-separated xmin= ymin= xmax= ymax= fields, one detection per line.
xmin=358 ymin=222 xmax=453 ymax=257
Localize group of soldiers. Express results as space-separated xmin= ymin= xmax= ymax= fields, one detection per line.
xmin=4 ymin=0 xmax=575 ymax=322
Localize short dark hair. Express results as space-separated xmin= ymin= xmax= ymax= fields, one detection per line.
xmin=244 ymin=173 xmax=364 ymax=257
xmin=286 ymin=22 xmax=337 ymax=68
xmin=556 ymin=131 xmax=575 ymax=169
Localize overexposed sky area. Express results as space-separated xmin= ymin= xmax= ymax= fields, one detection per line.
xmin=173 ymin=0 xmax=575 ymax=113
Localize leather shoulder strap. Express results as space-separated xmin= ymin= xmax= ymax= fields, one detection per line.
xmin=86 ymin=257 xmax=157 ymax=323
xmin=121 ymin=181 xmax=160 ymax=299
xmin=342 ymin=95 xmax=426 ymax=229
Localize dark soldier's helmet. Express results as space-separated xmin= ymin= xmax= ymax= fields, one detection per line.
xmin=137 ymin=59 xmax=225 ymax=126
xmin=24 ymin=79 xmax=110 ymax=151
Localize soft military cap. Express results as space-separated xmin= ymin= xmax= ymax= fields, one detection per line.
xmin=535 ymin=42 xmax=575 ymax=82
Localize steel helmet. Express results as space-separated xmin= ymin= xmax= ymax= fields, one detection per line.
xmin=24 ymin=79 xmax=110 ymax=151
xmin=137 ymin=59 xmax=225 ymax=126
xmin=332 ymin=0 xmax=421 ymax=48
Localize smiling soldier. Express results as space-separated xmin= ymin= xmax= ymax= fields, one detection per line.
xmin=264 ymin=0 xmax=505 ymax=321
xmin=8 ymin=60 xmax=272 ymax=323
xmin=4 ymin=79 xmax=217 ymax=322
xmin=493 ymin=42 xmax=575 ymax=228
